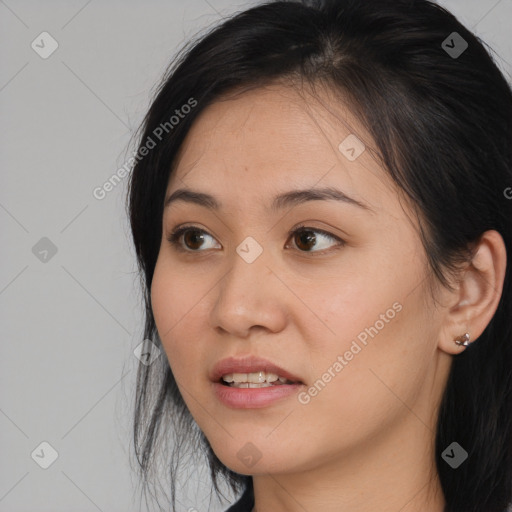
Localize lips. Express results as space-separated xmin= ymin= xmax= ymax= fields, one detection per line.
xmin=211 ymin=355 xmax=304 ymax=384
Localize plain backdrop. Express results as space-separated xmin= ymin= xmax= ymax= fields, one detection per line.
xmin=1 ymin=1 xmax=511 ymax=511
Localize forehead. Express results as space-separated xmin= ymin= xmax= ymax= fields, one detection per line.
xmin=167 ymin=84 xmax=394 ymax=212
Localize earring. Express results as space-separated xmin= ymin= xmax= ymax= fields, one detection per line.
xmin=454 ymin=333 xmax=471 ymax=346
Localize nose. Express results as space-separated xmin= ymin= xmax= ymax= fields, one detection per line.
xmin=209 ymin=247 xmax=288 ymax=339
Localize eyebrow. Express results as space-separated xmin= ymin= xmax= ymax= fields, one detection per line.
xmin=164 ymin=186 xmax=373 ymax=213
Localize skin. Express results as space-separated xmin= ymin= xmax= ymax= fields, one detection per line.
xmin=150 ymin=83 xmax=507 ymax=512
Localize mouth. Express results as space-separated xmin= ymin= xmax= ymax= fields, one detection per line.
xmin=211 ymin=355 xmax=304 ymax=387
xmin=219 ymin=371 xmax=300 ymax=388
xmin=211 ymin=357 xmax=305 ymax=409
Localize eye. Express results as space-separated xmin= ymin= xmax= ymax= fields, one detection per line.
xmin=166 ymin=224 xmax=345 ymax=254
xmin=286 ymin=224 xmax=345 ymax=253
xmin=167 ymin=226 xmax=220 ymax=252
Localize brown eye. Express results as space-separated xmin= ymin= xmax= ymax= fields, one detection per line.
xmin=287 ymin=226 xmax=345 ymax=253
xmin=293 ymin=229 xmax=317 ymax=251
xmin=182 ymin=229 xmax=205 ymax=250
xmin=167 ymin=226 xmax=220 ymax=252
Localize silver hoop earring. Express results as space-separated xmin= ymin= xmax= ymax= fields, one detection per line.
xmin=454 ymin=333 xmax=471 ymax=346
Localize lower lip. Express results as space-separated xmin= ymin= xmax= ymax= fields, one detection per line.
xmin=213 ymin=382 xmax=304 ymax=409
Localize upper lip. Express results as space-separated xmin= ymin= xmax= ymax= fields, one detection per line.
xmin=211 ymin=355 xmax=303 ymax=383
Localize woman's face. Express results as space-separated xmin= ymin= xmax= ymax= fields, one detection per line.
xmin=151 ymin=84 xmax=451 ymax=477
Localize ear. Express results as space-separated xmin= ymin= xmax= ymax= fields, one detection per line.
xmin=438 ymin=230 xmax=507 ymax=355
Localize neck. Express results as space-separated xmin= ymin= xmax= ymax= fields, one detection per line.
xmin=250 ymin=413 xmax=446 ymax=512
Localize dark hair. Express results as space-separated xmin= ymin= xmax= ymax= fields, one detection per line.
xmin=126 ymin=1 xmax=512 ymax=510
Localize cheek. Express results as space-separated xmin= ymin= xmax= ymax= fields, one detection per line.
xmin=150 ymin=255 xmax=220 ymax=402
xmin=312 ymin=228 xmax=424 ymax=343
xmin=302 ymin=277 xmax=436 ymax=430
xmin=150 ymin=259 xmax=174 ymax=338
xmin=151 ymin=255 xmax=206 ymax=333
xmin=309 ymin=261 xmax=406 ymax=358
xmin=299 ymin=256 xmax=435 ymax=415
xmin=150 ymin=258 xmax=198 ymax=373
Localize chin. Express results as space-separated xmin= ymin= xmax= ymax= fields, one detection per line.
xmin=212 ymin=446 xmax=299 ymax=476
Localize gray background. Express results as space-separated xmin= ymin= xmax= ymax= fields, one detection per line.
xmin=1 ymin=1 xmax=511 ymax=511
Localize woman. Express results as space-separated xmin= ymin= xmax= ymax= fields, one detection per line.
xmin=127 ymin=1 xmax=512 ymax=511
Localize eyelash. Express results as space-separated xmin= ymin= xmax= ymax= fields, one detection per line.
xmin=166 ymin=223 xmax=345 ymax=255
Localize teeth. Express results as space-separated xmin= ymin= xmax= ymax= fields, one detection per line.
xmin=221 ymin=371 xmax=287 ymax=384
xmin=230 ymin=382 xmax=273 ymax=388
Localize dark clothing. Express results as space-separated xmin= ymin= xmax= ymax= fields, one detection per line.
xmin=225 ymin=479 xmax=254 ymax=512
xmin=224 ymin=479 xmax=511 ymax=512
